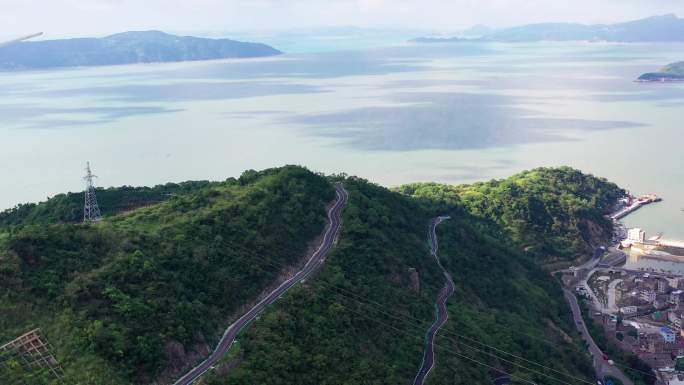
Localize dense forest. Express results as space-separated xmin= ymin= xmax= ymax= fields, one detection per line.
xmin=203 ymin=174 xmax=595 ymax=385
xmin=0 ymin=181 xmax=213 ymax=228
xmin=398 ymin=167 xmax=624 ymax=262
xmin=0 ymin=166 xmax=334 ymax=384
xmin=1 ymin=166 xmax=619 ymax=384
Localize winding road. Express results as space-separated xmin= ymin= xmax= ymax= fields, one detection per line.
xmin=413 ymin=216 xmax=454 ymax=385
xmin=172 ymin=183 xmax=348 ymax=385
xmin=564 ymin=289 xmax=634 ymax=385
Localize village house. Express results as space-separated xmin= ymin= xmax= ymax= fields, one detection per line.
xmin=659 ymin=278 xmax=671 ymax=294
xmin=669 ymin=310 xmax=684 ymax=331
xmin=621 ymin=306 xmax=638 ymax=317
xmin=661 ymin=327 xmax=677 ymax=344
xmin=656 ymin=294 xmax=671 ymax=309
xmin=642 ymin=288 xmax=657 ymax=303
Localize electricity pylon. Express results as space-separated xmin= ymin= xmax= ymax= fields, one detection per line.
xmin=83 ymin=162 xmax=102 ymax=222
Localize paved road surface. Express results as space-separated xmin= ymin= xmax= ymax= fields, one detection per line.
xmin=413 ymin=216 xmax=453 ymax=385
xmin=172 ymin=183 xmax=349 ymax=385
xmin=607 ymin=279 xmax=623 ymax=313
xmin=563 ymin=289 xmax=634 ymax=385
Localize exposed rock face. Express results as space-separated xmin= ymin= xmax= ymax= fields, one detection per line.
xmin=162 ymin=340 xmax=186 ymax=372
xmin=155 ymin=335 xmax=211 ymax=384
xmin=580 ymin=219 xmax=610 ymax=247
xmin=408 ymin=267 xmax=420 ymax=294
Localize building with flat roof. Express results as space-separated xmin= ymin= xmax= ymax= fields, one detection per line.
xmin=661 ymin=326 xmax=677 ymax=343
xmin=628 ymin=228 xmax=646 ymax=243
xmin=642 ymin=289 xmax=657 ymax=303
xmin=621 ymin=306 xmax=638 ymax=316
xmin=659 ymin=279 xmax=671 ymax=294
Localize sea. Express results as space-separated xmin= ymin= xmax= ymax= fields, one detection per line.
xmin=1 ymin=34 xmax=682 ymax=246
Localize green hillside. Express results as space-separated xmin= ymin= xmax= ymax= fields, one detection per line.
xmin=0 ymin=181 xmax=213 ymax=228
xmin=0 ymin=166 xmax=334 ymax=384
xmin=398 ymin=167 xmax=624 ymax=263
xmin=203 ymin=174 xmax=594 ymax=385
xmin=1 ymin=166 xmax=612 ymax=384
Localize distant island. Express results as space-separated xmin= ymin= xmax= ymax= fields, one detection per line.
xmin=637 ymin=61 xmax=684 ymax=82
xmin=412 ymin=14 xmax=684 ymax=43
xmin=0 ymin=30 xmax=281 ymax=70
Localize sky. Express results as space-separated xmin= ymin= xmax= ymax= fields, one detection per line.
xmin=1 ymin=0 xmax=684 ymax=38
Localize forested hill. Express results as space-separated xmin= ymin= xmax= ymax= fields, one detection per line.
xmin=1 ymin=166 xmax=616 ymax=384
xmin=0 ymin=166 xmax=335 ymax=384
xmin=0 ymin=31 xmax=282 ymax=70
xmin=0 ymin=181 xmax=213 ymax=228
xmin=398 ymin=167 xmax=624 ymax=262
xmin=203 ymin=173 xmax=595 ymax=385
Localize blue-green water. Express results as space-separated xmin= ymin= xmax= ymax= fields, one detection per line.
xmin=1 ymin=41 xmax=682 ymax=240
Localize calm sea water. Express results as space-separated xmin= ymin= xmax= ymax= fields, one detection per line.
xmin=1 ymin=41 xmax=682 ymax=242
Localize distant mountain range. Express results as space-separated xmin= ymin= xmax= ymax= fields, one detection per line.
xmin=0 ymin=30 xmax=281 ymax=70
xmin=638 ymin=61 xmax=684 ymax=82
xmin=413 ymin=14 xmax=684 ymax=43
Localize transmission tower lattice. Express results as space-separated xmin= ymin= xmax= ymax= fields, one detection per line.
xmin=83 ymin=162 xmax=102 ymax=222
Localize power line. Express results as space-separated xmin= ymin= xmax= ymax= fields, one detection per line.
xmin=222 ymin=256 xmax=595 ymax=385
xmin=318 ymin=282 xmax=591 ymax=385
xmin=338 ymin=303 xmax=545 ymax=385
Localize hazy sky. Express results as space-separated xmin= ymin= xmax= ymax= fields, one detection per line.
xmin=1 ymin=0 xmax=684 ymax=38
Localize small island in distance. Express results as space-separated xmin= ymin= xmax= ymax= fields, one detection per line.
xmin=637 ymin=61 xmax=684 ymax=82
xmin=0 ymin=30 xmax=282 ymax=70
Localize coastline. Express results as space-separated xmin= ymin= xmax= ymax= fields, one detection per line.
xmin=610 ymin=194 xmax=684 ymax=268
xmin=635 ymin=78 xmax=684 ymax=83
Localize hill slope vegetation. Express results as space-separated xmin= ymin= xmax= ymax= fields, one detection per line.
xmin=1 ymin=166 xmax=618 ymax=384
xmin=0 ymin=166 xmax=333 ymax=384
xmin=399 ymin=167 xmax=624 ymax=263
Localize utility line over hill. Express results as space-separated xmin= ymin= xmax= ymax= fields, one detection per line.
xmin=195 ymin=224 xmax=599 ymax=385
xmin=172 ymin=183 xmax=348 ymax=385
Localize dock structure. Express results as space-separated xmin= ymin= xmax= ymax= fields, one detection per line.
xmin=0 ymin=329 xmax=64 ymax=379
xmin=610 ymin=194 xmax=661 ymax=221
xmin=661 ymin=240 xmax=684 ymax=249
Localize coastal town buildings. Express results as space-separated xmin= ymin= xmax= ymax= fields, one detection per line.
xmin=669 ymin=310 xmax=684 ymax=331
xmin=621 ymin=306 xmax=638 ymax=316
